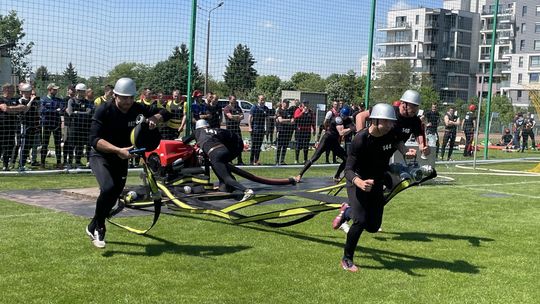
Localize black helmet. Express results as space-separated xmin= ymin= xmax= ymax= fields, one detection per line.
xmin=130 ymin=116 xmax=161 ymax=151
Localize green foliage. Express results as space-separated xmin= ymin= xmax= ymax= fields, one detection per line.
xmin=143 ymin=44 xmax=203 ymax=95
xmin=418 ymin=75 xmax=440 ymax=110
xmin=0 ymin=10 xmax=34 ymax=78
xmin=35 ymin=66 xmax=50 ymax=82
xmin=290 ymin=72 xmax=326 ymax=92
xmin=106 ymin=62 xmax=150 ymax=91
xmin=372 ymin=60 xmax=414 ymax=103
xmin=207 ymin=77 xmax=229 ymax=98
xmin=224 ymin=44 xmax=258 ymax=96
xmin=63 ymin=62 xmax=78 ymax=86
xmin=325 ymin=70 xmax=361 ymax=104
xmin=252 ymin=75 xmax=281 ymax=102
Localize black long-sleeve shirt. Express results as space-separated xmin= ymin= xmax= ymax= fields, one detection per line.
xmin=344 ymin=129 xmax=398 ymax=185
xmin=90 ymin=101 xmax=170 ymax=156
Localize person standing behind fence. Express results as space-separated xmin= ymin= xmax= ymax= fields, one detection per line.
xmin=161 ymin=89 xmax=186 ymax=140
xmin=249 ymin=95 xmax=269 ymax=165
xmin=440 ymin=106 xmax=460 ymax=161
xmin=266 ymin=102 xmax=276 ymax=145
xmin=39 ymin=83 xmax=64 ymax=169
xmin=521 ymin=112 xmax=536 ymax=152
xmin=461 ymin=104 xmax=476 ymax=157
xmin=293 ymin=100 xmax=316 ymax=164
xmin=275 ymin=99 xmax=295 ymax=165
xmin=322 ymin=101 xmax=339 ymax=164
xmin=512 ymin=113 xmax=523 ymax=149
xmin=0 ymin=83 xmax=27 ymax=171
xmin=205 ymin=93 xmax=222 ymax=129
xmin=93 ymin=85 xmax=113 ymax=108
xmin=424 ymin=103 xmax=440 ymax=158
xmin=17 ymin=83 xmax=41 ymax=171
xmin=223 ymin=95 xmax=245 ymax=165
xmin=65 ymin=83 xmax=93 ymax=168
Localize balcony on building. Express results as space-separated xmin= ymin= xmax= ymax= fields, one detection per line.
xmin=379 ymin=21 xmax=411 ymax=31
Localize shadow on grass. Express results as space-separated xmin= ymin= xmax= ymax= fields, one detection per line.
xmin=373 ymin=231 xmax=495 ymax=247
xmin=102 ymin=233 xmax=251 ymax=258
xmin=159 ymin=212 xmax=481 ymax=276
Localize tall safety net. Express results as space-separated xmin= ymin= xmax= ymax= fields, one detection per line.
xmin=0 ymin=0 xmax=537 ymax=174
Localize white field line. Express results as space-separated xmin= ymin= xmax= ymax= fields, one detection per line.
xmin=452 ymin=186 xmax=540 ymax=199
xmin=437 ymin=172 xmax=540 ymax=177
xmin=454 ymin=164 xmax=540 ymax=175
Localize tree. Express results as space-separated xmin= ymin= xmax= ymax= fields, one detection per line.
xmin=35 ymin=66 xmax=50 ymax=82
xmin=290 ymin=72 xmax=326 ymax=92
xmin=417 ymin=75 xmax=440 ymax=110
xmin=371 ymin=60 xmax=414 ymax=103
xmin=223 ymin=44 xmax=258 ymax=96
xmin=106 ymin=62 xmax=150 ymax=91
xmin=63 ymin=62 xmax=78 ymax=85
xmin=0 ymin=11 xmax=34 ymax=79
xmin=325 ymin=70 xmax=361 ymax=104
xmin=144 ymin=44 xmax=203 ymax=95
xmin=254 ymin=75 xmax=281 ymax=101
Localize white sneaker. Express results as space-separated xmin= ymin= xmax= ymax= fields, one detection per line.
xmin=240 ymin=189 xmax=254 ymax=202
xmin=339 ymin=222 xmax=350 ymax=233
xmin=86 ymin=225 xmax=106 ymax=248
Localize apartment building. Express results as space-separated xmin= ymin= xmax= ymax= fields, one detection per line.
xmin=483 ymin=0 xmax=540 ymax=107
xmin=377 ymin=6 xmax=480 ymax=103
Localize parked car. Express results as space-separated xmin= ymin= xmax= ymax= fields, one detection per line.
xmin=217 ymin=99 xmax=253 ymax=126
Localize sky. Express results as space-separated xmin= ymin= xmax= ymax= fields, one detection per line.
xmin=1 ymin=0 xmax=443 ymax=81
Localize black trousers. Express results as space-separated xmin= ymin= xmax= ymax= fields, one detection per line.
xmin=250 ymin=130 xmax=265 ymax=164
xmin=275 ymin=131 xmax=293 ymax=164
xmin=295 ymin=130 xmax=311 ymax=162
xmin=0 ymin=128 xmax=16 ymax=168
xmin=41 ymin=125 xmax=62 ymax=165
xmin=298 ymin=134 xmax=346 ymax=178
xmin=522 ymin=130 xmax=535 ymax=150
xmin=19 ymin=126 xmax=41 ymax=167
xmin=65 ymin=125 xmax=89 ymax=165
xmin=440 ymin=131 xmax=456 ymax=160
xmin=343 ymin=184 xmax=384 ymax=261
xmin=90 ymin=153 xmax=128 ymax=227
xmin=463 ymin=128 xmax=474 ymax=156
xmin=228 ymin=127 xmax=244 ymax=164
xmin=208 ymin=146 xmax=246 ymax=193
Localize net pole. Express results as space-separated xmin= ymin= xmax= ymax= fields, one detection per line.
xmin=483 ymin=0 xmax=499 ymax=159
xmin=185 ymin=0 xmax=198 ymax=136
xmin=364 ymin=0 xmax=377 ymax=109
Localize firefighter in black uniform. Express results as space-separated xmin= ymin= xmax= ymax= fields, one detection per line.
xmin=294 ymin=106 xmax=354 ymax=183
xmin=223 ymin=95 xmax=244 ymax=165
xmin=461 ymin=104 xmax=476 ymax=157
xmin=440 ymin=106 xmax=460 ymax=161
xmin=275 ymin=99 xmax=295 ymax=165
xmin=331 ymin=103 xmax=416 ymax=272
xmin=183 ymin=120 xmax=253 ymax=202
xmin=17 ymin=83 xmax=41 ymax=171
xmin=65 ymin=83 xmax=93 ymax=168
xmin=86 ymin=78 xmax=169 ymax=249
xmin=0 ymin=83 xmax=27 ymax=170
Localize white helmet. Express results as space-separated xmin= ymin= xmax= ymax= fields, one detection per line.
xmin=75 ymin=83 xmax=87 ymax=91
xmin=400 ymin=89 xmax=421 ymax=106
xmin=195 ymin=119 xmax=209 ymax=129
xmin=113 ymin=77 xmax=137 ymax=96
xmin=370 ymin=103 xmax=397 ymax=121
xmin=19 ymin=83 xmax=32 ymax=92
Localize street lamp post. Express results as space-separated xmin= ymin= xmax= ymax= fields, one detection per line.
xmin=198 ymin=1 xmax=224 ymax=95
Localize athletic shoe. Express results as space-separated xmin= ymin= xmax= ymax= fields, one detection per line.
xmin=333 ymin=177 xmax=341 ymax=183
xmin=332 ymin=203 xmax=350 ymax=230
xmin=340 ymin=258 xmax=358 ymax=272
xmin=85 ymin=223 xmax=96 ymax=240
xmin=91 ymin=228 xmax=106 ymax=248
xmin=240 ymin=189 xmax=254 ymax=202
xmin=339 ymin=222 xmax=350 ymax=233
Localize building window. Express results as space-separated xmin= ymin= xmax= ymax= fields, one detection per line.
xmin=536 ymin=5 xmax=540 ymax=16
xmin=415 ymin=15 xmax=419 ymax=25
xmin=530 ymin=73 xmax=539 ymax=83
xmin=530 ymin=56 xmax=540 ymax=67
xmin=415 ymin=30 xmax=418 ymax=40
xmin=520 ymin=40 xmax=526 ymax=51
xmin=523 ymin=6 xmax=527 ymax=16
xmin=518 ymin=91 xmax=522 ymax=98
xmin=518 ymin=74 xmax=523 ymax=84
xmin=535 ymin=40 xmax=540 ymax=51
xmin=519 ymin=56 xmax=524 ymax=68
xmin=521 ymin=23 xmax=526 ymax=33
xmin=536 ymin=23 xmax=540 ymax=33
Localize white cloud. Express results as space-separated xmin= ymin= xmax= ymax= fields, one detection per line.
xmin=390 ymin=0 xmax=414 ymax=11
xmin=263 ymin=57 xmax=283 ymax=65
xmin=261 ymin=20 xmax=275 ymax=28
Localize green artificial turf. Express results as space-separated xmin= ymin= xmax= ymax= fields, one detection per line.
xmin=0 ymin=162 xmax=539 ymax=303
